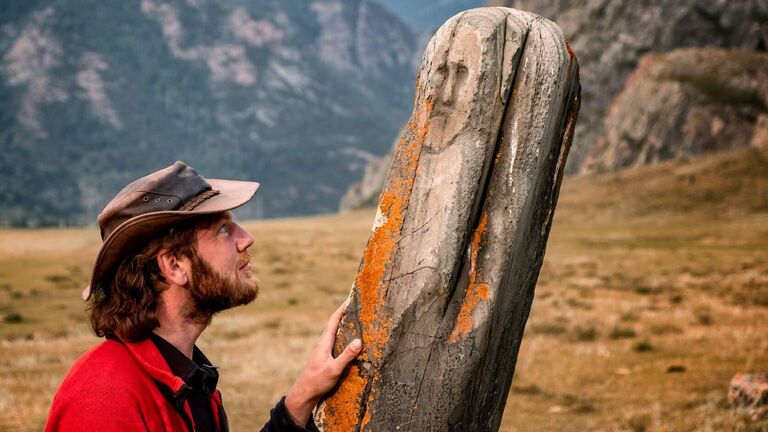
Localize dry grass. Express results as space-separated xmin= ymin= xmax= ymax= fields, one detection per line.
xmin=1 ymin=148 xmax=767 ymax=431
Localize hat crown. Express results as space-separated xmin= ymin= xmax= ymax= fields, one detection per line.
xmin=97 ymin=161 xmax=212 ymax=240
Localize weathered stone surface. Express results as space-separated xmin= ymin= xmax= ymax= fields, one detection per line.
xmin=583 ymin=48 xmax=768 ymax=173
xmin=728 ymin=373 xmax=768 ymax=420
xmin=315 ymin=7 xmax=580 ymax=431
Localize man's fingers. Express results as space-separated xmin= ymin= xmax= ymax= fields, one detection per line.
xmin=334 ymin=339 xmax=363 ymax=369
xmin=332 ymin=297 xmax=351 ymax=320
xmin=321 ymin=298 xmax=352 ymax=346
xmin=326 ymin=298 xmax=349 ymax=327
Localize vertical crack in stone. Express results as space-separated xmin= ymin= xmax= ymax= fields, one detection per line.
xmin=447 ymin=15 xmax=531 ymax=343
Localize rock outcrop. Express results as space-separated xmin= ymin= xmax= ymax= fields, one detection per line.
xmin=317 ymin=7 xmax=580 ymax=431
xmin=729 ymin=373 xmax=768 ymax=420
xmin=583 ymin=48 xmax=768 ymax=172
xmin=339 ymin=152 xmax=392 ymax=211
xmin=487 ymin=0 xmax=768 ymax=173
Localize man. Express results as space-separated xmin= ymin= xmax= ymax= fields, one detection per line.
xmin=46 ymin=162 xmax=362 ymax=431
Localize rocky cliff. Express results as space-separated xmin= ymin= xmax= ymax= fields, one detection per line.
xmin=0 ymin=0 xmax=417 ymax=226
xmin=338 ymin=149 xmax=392 ymax=210
xmin=341 ymin=1 xmax=768 ymax=210
xmin=584 ymin=48 xmax=768 ymax=172
xmin=487 ymin=0 xmax=768 ymax=173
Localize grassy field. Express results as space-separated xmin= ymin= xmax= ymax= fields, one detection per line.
xmin=1 ymin=148 xmax=767 ymax=431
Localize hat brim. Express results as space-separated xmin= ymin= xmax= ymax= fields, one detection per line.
xmin=83 ymin=179 xmax=259 ymax=300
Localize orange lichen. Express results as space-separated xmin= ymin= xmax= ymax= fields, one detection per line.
xmin=356 ymin=98 xmax=431 ymax=362
xmin=542 ymin=88 xmax=580 ymax=235
xmin=556 ymin=90 xmax=579 ymax=187
xmin=321 ymin=98 xmax=432 ymax=430
xmin=320 ymin=365 xmax=367 ymax=431
xmin=565 ymin=41 xmax=577 ymax=61
xmin=449 ymin=210 xmax=490 ymax=342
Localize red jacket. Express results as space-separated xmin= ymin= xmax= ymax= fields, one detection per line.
xmin=46 ymin=338 xmax=224 ymax=431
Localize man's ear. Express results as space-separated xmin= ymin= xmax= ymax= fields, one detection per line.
xmin=157 ymin=249 xmax=190 ymax=286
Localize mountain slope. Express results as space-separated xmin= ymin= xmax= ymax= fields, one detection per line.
xmin=558 ymin=147 xmax=768 ymax=222
xmin=0 ymin=0 xmax=417 ymax=226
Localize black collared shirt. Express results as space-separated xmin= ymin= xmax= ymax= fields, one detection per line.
xmin=149 ymin=333 xmax=318 ymax=432
xmin=149 ymin=333 xmax=226 ymax=432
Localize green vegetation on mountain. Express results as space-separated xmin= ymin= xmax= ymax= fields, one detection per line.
xmin=0 ymin=0 xmax=417 ymax=226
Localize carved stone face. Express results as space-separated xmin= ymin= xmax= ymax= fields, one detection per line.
xmin=423 ymin=17 xmax=495 ymax=151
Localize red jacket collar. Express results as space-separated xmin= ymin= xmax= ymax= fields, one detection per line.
xmin=118 ymin=338 xmax=187 ymax=393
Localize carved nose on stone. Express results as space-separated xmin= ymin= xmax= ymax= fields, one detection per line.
xmin=437 ymin=61 xmax=470 ymax=106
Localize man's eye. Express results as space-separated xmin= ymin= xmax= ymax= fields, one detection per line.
xmin=219 ymin=224 xmax=230 ymax=234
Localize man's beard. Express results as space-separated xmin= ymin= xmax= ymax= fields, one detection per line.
xmin=184 ymin=252 xmax=259 ymax=323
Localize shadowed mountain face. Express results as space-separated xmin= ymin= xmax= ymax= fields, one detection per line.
xmin=0 ymin=0 xmax=417 ymax=226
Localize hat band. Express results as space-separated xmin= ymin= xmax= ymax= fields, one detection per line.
xmin=180 ymin=189 xmax=220 ymax=211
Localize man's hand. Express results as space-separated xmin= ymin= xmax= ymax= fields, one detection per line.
xmin=284 ymin=299 xmax=363 ymax=426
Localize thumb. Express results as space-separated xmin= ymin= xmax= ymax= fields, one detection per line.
xmin=335 ymin=339 xmax=363 ymax=367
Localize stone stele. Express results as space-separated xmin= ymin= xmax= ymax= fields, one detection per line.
xmin=315 ymin=7 xmax=581 ymax=432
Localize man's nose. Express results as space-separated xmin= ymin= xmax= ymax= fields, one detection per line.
xmin=235 ymin=223 xmax=254 ymax=252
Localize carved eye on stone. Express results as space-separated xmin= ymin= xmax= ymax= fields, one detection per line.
xmin=431 ymin=64 xmax=448 ymax=90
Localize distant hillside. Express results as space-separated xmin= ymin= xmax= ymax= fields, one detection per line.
xmin=559 ymin=147 xmax=768 ymax=221
xmin=0 ymin=0 xmax=417 ymax=226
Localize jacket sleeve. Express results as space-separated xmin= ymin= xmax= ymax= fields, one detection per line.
xmin=260 ymin=397 xmax=320 ymax=432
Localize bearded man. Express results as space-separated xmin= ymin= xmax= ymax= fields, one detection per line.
xmin=46 ymin=162 xmax=362 ymax=431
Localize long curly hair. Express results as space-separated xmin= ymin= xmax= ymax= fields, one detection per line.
xmin=87 ymin=215 xmax=215 ymax=342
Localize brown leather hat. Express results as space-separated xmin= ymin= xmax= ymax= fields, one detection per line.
xmin=83 ymin=161 xmax=259 ymax=300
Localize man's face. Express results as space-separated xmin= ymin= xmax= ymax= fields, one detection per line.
xmin=184 ymin=211 xmax=259 ymax=320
